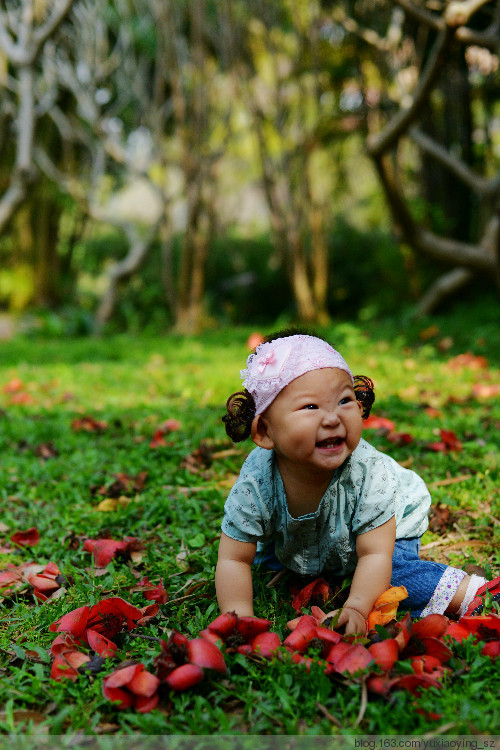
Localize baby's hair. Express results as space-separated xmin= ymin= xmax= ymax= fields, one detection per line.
xmin=222 ymin=329 xmax=376 ymax=441
xmin=353 ymin=375 xmax=375 ymax=419
xmin=222 ymin=390 xmax=256 ymax=443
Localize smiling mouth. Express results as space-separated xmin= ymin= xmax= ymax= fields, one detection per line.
xmin=316 ymin=437 xmax=344 ymax=449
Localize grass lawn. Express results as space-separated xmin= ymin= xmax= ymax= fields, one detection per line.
xmin=0 ymin=304 xmax=499 ymax=736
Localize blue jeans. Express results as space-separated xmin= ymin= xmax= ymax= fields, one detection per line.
xmin=254 ymin=538 xmax=449 ymax=617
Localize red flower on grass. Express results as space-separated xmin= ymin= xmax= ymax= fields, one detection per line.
xmin=154 ymin=630 xmax=227 ymax=690
xmin=363 ymin=415 xmax=396 ymax=432
xmin=428 ymin=429 xmax=462 ymax=453
xmin=28 ymin=561 xmax=65 ymax=602
xmin=10 ymin=527 xmax=40 ymax=547
xmin=82 ymin=537 xmax=142 ymax=567
xmin=51 ymin=650 xmax=91 ymax=681
xmin=71 ymin=415 xmax=108 ymax=432
xmin=103 ymin=663 xmax=160 ymax=712
xmin=200 ymin=611 xmax=274 ymax=655
xmin=50 ymin=597 xmax=143 ymax=644
xmin=446 ymin=614 xmax=500 ymax=660
xmin=150 ymin=419 xmax=181 ymax=448
xmin=136 ymin=576 xmax=168 ymax=604
xmin=290 ymin=578 xmax=332 ymax=614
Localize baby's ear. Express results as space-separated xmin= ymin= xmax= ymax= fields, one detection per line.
xmin=251 ymin=414 xmax=275 ymax=450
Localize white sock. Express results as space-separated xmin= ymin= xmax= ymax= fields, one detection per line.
xmin=457 ymin=575 xmax=487 ymax=617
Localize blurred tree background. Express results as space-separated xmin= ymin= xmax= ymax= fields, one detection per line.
xmin=0 ymin=0 xmax=498 ymax=335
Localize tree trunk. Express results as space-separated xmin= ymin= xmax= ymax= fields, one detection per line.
xmin=31 ymin=183 xmax=62 ymax=308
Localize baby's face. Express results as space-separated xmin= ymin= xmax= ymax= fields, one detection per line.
xmin=263 ymin=367 xmax=363 ymax=478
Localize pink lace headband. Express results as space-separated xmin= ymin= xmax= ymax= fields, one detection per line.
xmin=241 ymin=335 xmax=353 ymax=415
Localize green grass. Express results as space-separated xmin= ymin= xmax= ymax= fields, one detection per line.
xmin=0 ymin=302 xmax=499 ymax=735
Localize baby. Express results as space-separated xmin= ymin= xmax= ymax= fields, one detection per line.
xmin=215 ymin=330 xmax=499 ymax=634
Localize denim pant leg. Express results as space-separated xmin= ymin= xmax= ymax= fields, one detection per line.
xmin=253 ymin=542 xmax=285 ymax=571
xmin=391 ymin=538 xmax=464 ymax=618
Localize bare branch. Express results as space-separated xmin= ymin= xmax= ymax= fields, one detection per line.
xmin=392 ymin=0 xmax=444 ymax=31
xmin=417 ymin=230 xmax=494 ymax=271
xmin=410 ymin=127 xmax=500 ymax=198
xmin=0 ymin=178 xmax=26 ymax=235
xmin=455 ymin=26 xmax=500 ymax=49
xmin=32 ymin=0 xmax=75 ymax=57
xmin=0 ymin=9 xmax=22 ymax=62
xmin=415 ymin=268 xmax=475 ymax=316
xmin=367 ymin=26 xmax=454 ymax=158
xmin=372 ymin=152 xmax=495 ymax=273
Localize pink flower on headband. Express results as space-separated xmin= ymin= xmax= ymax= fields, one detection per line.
xmin=241 ymin=335 xmax=353 ymax=414
xmin=257 ymin=351 xmax=275 ymax=374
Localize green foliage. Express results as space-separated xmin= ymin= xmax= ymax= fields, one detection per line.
xmin=0 ymin=305 xmax=499 ymax=734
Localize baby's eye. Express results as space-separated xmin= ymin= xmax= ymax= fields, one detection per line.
xmin=301 ymin=404 xmax=318 ymax=410
xmin=339 ymin=396 xmax=353 ymax=405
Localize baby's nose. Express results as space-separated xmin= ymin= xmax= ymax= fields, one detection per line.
xmin=322 ymin=409 xmax=340 ymax=425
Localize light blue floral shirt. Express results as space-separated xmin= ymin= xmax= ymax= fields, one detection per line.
xmin=221 ymin=439 xmax=431 ymax=576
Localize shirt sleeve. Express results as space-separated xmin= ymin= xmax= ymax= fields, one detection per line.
xmin=351 ymin=457 xmax=397 ymax=536
xmin=221 ymin=474 xmax=270 ymax=544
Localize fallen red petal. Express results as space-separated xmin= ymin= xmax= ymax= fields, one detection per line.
xmin=207 ymin=611 xmax=238 ymax=637
xmin=51 ymin=651 xmax=90 ymax=681
xmin=283 ymin=620 xmax=318 ymax=653
xmin=251 ymin=631 xmax=281 ymax=658
xmin=87 ymin=629 xmax=118 ymax=658
xmin=10 ymin=527 xmax=40 ymax=547
xmin=127 ymin=667 xmax=161 ymax=697
xmin=444 ymin=621 xmax=471 ymax=643
xmin=104 ymin=664 xmax=142 ymax=689
xmin=291 ymin=578 xmax=331 ymax=614
xmin=396 ymin=673 xmax=442 ymax=695
xmin=334 ymin=644 xmax=373 ymax=676
xmin=363 ymin=415 xmax=396 ymax=431
xmin=50 ymin=605 xmax=90 ymax=638
xmin=236 ymin=616 xmax=271 ymax=641
xmin=135 ymin=692 xmax=160 ymax=713
xmin=368 ymin=639 xmax=399 ymax=671
xmin=188 ymin=638 xmax=227 ymax=674
xmin=102 ymin=684 xmax=134 ymax=709
xmin=164 ymin=663 xmax=204 ymax=691
xmin=326 ymin=641 xmax=355 ymax=668
xmin=412 ymin=614 xmax=449 ymax=640
xmin=481 ymin=641 xmax=500 ymax=659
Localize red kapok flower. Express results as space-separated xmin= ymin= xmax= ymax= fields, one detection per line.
xmin=51 ymin=650 xmax=91 ymax=681
xmin=103 ymin=663 xmax=160 ymax=712
xmin=137 ymin=576 xmax=168 ymax=604
xmin=10 ymin=527 xmax=40 ymax=547
xmin=82 ymin=537 xmax=141 ymax=567
xmin=28 ymin=561 xmax=64 ymax=602
xmin=291 ymin=578 xmax=332 ymax=614
xmin=50 ymin=597 xmax=143 ymax=643
xmin=428 ymin=429 xmax=462 ymax=453
xmin=205 ymin=612 xmax=272 ymax=650
xmin=363 ymin=415 xmax=396 ymax=432
xmin=154 ymin=630 xmax=226 ymax=691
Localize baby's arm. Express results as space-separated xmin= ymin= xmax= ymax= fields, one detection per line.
xmin=215 ymin=532 xmax=257 ymax=616
xmin=335 ymin=515 xmax=396 ymax=634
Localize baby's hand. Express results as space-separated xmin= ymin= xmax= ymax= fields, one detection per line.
xmin=323 ymin=606 xmax=367 ymax=636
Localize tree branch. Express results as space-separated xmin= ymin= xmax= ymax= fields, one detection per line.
xmin=367 ymin=26 xmax=454 ymax=158
xmin=415 ymin=268 xmax=475 ymax=316
xmin=33 ymin=0 xmax=75 ymax=54
xmin=373 ymin=152 xmax=495 ymax=273
xmin=410 ymin=127 xmax=500 ymax=198
xmin=392 ymin=0 xmax=444 ymax=31
xmin=0 ymin=10 xmax=22 ymax=62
